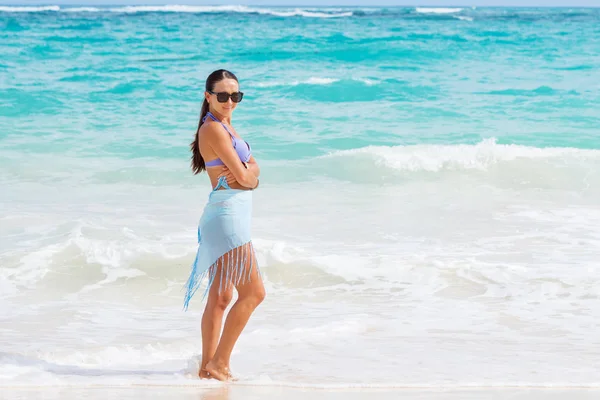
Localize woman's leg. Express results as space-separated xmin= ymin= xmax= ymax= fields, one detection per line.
xmin=206 ymin=243 xmax=265 ymax=381
xmin=200 ymin=262 xmax=234 ymax=378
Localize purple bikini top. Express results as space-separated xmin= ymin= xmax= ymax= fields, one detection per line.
xmin=203 ymin=112 xmax=252 ymax=167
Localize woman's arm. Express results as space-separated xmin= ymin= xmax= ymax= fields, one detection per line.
xmin=246 ymin=155 xmax=260 ymax=178
xmin=206 ymin=124 xmax=259 ymax=189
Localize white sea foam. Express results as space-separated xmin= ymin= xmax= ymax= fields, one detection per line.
xmin=415 ymin=7 xmax=463 ymax=14
xmin=256 ymin=77 xmax=339 ymax=87
xmin=2 ymin=185 xmax=600 ymax=386
xmin=318 ymin=138 xmax=600 ymax=174
xmin=106 ymin=5 xmax=352 ymax=18
xmin=255 ymin=77 xmax=381 ymax=88
xmin=0 ymin=6 xmax=59 ymax=12
xmin=62 ymin=7 xmax=101 ymax=13
xmin=253 ymin=8 xmax=353 ymax=18
xmin=0 ymin=5 xmax=353 ymax=18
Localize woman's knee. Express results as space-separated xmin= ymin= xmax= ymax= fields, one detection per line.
xmin=254 ymin=285 xmax=266 ymax=305
xmin=241 ymin=284 xmax=266 ymax=308
xmin=209 ymin=289 xmax=234 ymax=310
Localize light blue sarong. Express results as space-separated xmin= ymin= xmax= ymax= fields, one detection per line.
xmin=183 ymin=176 xmax=258 ymax=310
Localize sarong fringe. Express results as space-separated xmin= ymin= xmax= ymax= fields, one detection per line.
xmin=183 ymin=241 xmax=257 ymax=310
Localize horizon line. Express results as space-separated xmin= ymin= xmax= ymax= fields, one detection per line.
xmin=1 ymin=3 xmax=599 ymax=7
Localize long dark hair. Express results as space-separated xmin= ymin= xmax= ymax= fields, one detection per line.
xmin=190 ymin=69 xmax=239 ymax=175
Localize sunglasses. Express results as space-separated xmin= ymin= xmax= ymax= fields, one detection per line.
xmin=208 ymin=90 xmax=244 ymax=103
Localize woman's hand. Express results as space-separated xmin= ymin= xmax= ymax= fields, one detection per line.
xmin=218 ymin=166 xmax=238 ymax=186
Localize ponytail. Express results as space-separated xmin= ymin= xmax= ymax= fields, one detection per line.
xmin=191 ymin=68 xmax=238 ymax=175
xmin=190 ymin=98 xmax=209 ymax=174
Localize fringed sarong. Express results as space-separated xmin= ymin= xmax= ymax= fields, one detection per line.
xmin=183 ymin=177 xmax=259 ymax=310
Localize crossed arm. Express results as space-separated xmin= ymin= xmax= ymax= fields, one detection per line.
xmin=218 ymin=155 xmax=260 ymax=186
xmin=245 ymin=156 xmax=261 ymax=178
xmin=206 ymin=123 xmax=259 ymax=189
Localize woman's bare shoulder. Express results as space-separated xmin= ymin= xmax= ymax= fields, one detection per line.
xmin=199 ymin=120 xmax=228 ymax=142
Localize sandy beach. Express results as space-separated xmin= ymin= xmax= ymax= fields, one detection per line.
xmin=2 ymin=386 xmax=600 ymax=400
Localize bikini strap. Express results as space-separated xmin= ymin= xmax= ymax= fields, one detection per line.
xmin=204 ymin=112 xmax=235 ymax=140
xmin=213 ymin=176 xmax=231 ymax=191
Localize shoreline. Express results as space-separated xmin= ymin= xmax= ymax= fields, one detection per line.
xmin=2 ymin=385 xmax=600 ymax=400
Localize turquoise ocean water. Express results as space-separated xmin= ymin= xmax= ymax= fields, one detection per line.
xmin=1 ymin=5 xmax=600 ymax=388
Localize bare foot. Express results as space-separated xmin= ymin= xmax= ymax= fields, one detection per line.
xmin=199 ymin=367 xmax=211 ymax=379
xmin=205 ymin=360 xmax=233 ymax=381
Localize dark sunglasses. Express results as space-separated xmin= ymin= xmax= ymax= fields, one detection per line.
xmin=208 ymin=90 xmax=244 ymax=103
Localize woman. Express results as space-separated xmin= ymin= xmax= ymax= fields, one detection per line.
xmin=184 ymin=69 xmax=265 ymax=381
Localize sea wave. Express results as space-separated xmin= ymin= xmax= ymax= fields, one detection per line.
xmin=305 ymin=138 xmax=600 ymax=189
xmin=318 ymin=138 xmax=600 ymax=172
xmin=0 ymin=6 xmax=60 ymax=12
xmin=415 ymin=7 xmax=463 ymax=14
xmin=0 ymin=5 xmax=353 ymax=18
xmin=1 ymin=5 xmax=598 ymax=23
xmin=255 ymin=77 xmax=379 ymax=88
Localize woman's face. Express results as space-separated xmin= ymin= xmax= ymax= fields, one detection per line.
xmin=206 ymin=78 xmax=240 ymax=118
